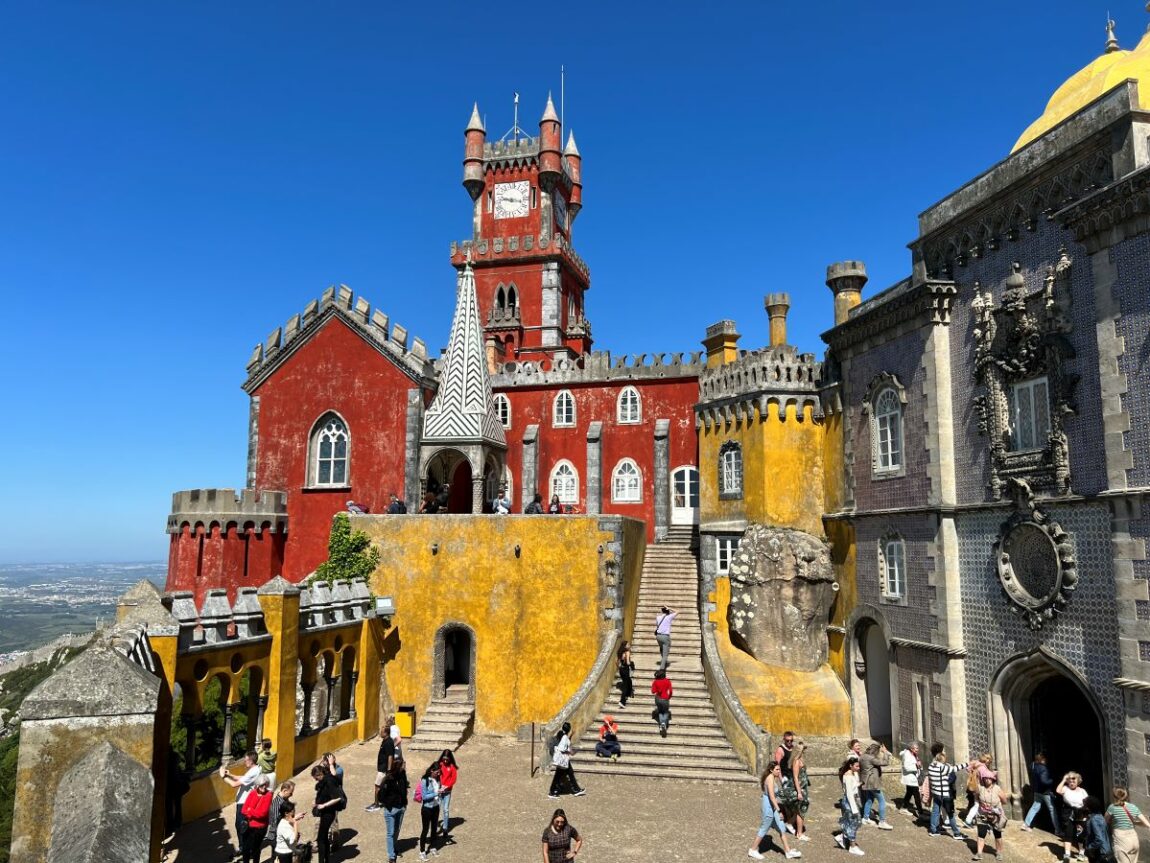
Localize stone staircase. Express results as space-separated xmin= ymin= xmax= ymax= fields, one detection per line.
xmin=572 ymin=526 xmax=756 ymax=783
xmin=407 ymin=684 xmax=473 ymax=754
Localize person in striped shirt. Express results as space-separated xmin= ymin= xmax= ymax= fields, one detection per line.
xmin=926 ymin=743 xmax=964 ymax=840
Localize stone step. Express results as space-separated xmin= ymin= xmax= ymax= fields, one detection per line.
xmin=577 ymin=733 xmax=735 ymax=755
xmin=572 ymin=759 xmax=757 ymax=784
xmin=588 ymin=717 xmax=728 ymax=737
xmin=570 ymin=750 xmax=747 ymax=772
xmin=598 ymin=699 xmax=720 ymax=717
xmin=424 ymin=702 xmax=474 ymax=715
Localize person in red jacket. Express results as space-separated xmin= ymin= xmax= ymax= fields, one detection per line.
xmin=651 ymin=669 xmax=673 ymax=736
xmin=240 ymin=776 xmax=273 ymax=863
xmin=438 ymin=750 xmax=459 ymax=842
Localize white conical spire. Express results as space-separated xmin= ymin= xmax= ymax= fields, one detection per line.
xmin=564 ymin=130 xmax=580 ymax=156
xmin=422 ymin=263 xmax=506 ymax=447
xmin=467 ymin=102 xmax=485 ymax=132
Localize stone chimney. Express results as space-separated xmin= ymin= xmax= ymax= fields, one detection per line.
xmin=702 ymin=320 xmax=741 ymax=368
xmin=826 ymin=261 xmax=868 ymax=326
xmin=764 ymin=293 xmax=791 ymax=347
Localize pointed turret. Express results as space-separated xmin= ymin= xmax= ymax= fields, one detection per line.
xmin=564 ymin=131 xmax=583 ymax=221
xmin=538 ymin=93 xmax=562 ymax=189
xmin=1106 ymin=17 xmax=1121 ymax=52
xmin=462 ymin=102 xmax=487 ymax=201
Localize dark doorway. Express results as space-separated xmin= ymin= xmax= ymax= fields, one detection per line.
xmin=1029 ymin=675 xmax=1104 ymax=798
xmin=444 ymin=629 xmax=472 ymax=688
xmin=449 ymin=461 xmax=473 ymax=513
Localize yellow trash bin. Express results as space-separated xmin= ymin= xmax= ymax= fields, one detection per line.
xmin=396 ymin=705 xmax=416 ymax=738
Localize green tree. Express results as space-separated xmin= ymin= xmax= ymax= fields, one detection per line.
xmin=310 ymin=512 xmax=380 ymax=586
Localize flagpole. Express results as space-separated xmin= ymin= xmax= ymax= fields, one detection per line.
xmin=560 ymin=65 xmax=565 ymax=132
xmin=513 ymin=92 xmax=519 ymax=142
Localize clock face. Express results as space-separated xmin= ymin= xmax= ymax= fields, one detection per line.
xmin=493 ymin=181 xmax=530 ymax=219
xmin=553 ymin=192 xmax=568 ymax=232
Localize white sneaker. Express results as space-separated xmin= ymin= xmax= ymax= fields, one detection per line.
xmin=785 ymin=850 xmax=803 ymax=859
xmin=848 ymin=847 xmax=865 ymax=856
xmin=785 ymin=824 xmax=797 ymax=835
xmin=798 ymin=834 xmax=810 ymax=842
xmin=747 ymin=851 xmax=765 ymax=860
xmin=877 ymin=821 xmax=893 ymax=830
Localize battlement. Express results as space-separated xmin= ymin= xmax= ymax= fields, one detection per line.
xmin=489 ymin=349 xmax=705 ymax=388
xmin=167 ymin=488 xmax=288 ymax=534
xmin=450 ymin=233 xmax=591 ymax=283
xmin=243 ymin=284 xmax=435 ymax=392
xmin=696 ymin=345 xmax=823 ymax=424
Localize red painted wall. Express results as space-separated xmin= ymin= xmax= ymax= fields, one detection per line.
xmin=499 ymin=376 xmax=698 ymax=542
xmin=165 ymin=523 xmax=286 ymax=605
xmin=252 ymin=317 xmax=429 ymax=580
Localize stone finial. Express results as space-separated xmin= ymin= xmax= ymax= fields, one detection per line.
xmin=1106 ymin=18 xmax=1120 ymax=52
xmin=764 ymin=293 xmax=791 ymax=348
xmin=466 ymin=102 xmax=485 ymax=133
xmin=541 ymin=92 xmax=560 ymax=123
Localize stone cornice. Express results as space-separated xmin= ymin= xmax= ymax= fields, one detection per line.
xmin=1056 ymin=163 xmax=1150 ymax=252
xmin=822 ymin=280 xmax=957 ymax=353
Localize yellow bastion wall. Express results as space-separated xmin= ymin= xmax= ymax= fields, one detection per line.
xmin=821 ymin=411 xmax=856 ymax=683
xmin=699 ymin=402 xmax=825 ymax=537
xmin=361 ymin=515 xmax=643 ymax=734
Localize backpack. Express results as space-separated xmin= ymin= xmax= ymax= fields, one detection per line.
xmin=414 ymin=780 xmax=424 ymax=803
xmin=334 ymin=785 xmax=348 ymax=811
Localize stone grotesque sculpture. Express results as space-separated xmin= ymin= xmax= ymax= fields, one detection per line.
xmin=726 ymin=525 xmax=836 ymax=672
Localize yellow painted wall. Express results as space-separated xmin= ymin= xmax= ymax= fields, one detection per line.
xmin=699 ymin=402 xmax=825 ymax=536
xmin=820 ymin=410 xmax=856 ymax=683
xmin=361 ymin=515 xmax=643 ymax=734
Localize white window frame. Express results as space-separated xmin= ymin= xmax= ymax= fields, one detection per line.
xmin=553 ymin=390 xmax=576 ymax=427
xmin=494 ymin=394 xmax=511 ymax=429
xmin=880 ymin=537 xmax=906 ymax=600
xmin=611 ymin=458 xmax=642 ymax=503
xmin=1010 ymin=376 xmax=1051 ymax=452
xmin=873 ymin=387 xmax=903 ymax=473
xmin=310 ymin=413 xmax=350 ymax=487
xmin=717 ymin=536 xmax=740 ymax=575
xmin=719 ymin=441 xmax=743 ymax=499
xmin=617 ymin=386 xmax=641 ymax=424
xmin=550 ymin=460 xmax=579 ymax=505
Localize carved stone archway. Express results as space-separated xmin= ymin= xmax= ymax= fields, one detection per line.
xmin=844 ymin=605 xmax=899 ymax=747
xmin=432 ymin=621 xmax=477 ymax=702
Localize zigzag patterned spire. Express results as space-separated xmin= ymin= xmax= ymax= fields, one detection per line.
xmin=422 ymin=262 xmax=507 ymax=447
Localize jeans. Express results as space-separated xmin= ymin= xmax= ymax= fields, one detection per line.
xmin=440 ymin=789 xmax=452 ymax=833
xmin=656 ymin=633 xmax=671 ymax=669
xmin=384 ymin=806 xmax=406 ymax=860
xmin=1025 ymin=791 xmax=1061 ymax=833
xmin=902 ymin=784 xmax=923 ymax=814
xmin=757 ymin=793 xmax=786 ymax=838
xmin=930 ymin=797 xmax=961 ymax=836
xmin=419 ymin=804 xmax=440 ymax=852
xmin=861 ymin=789 xmax=887 ymax=822
xmin=654 ymin=697 xmax=671 ymax=727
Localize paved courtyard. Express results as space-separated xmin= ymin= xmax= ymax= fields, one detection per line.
xmin=168 ymin=734 xmax=1067 ymax=862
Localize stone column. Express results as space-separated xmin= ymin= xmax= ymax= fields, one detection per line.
xmin=653 ymin=419 xmax=671 ymax=541
xmin=522 ymin=425 xmax=540 ymax=505
xmin=348 ymin=671 xmax=359 ymax=720
xmin=585 ymin=422 xmax=603 ymax=514
xmin=255 ymin=695 xmax=268 ymax=743
xmin=300 ymin=683 xmax=315 ymax=735
xmin=540 ymin=262 xmax=561 ymax=347
xmin=472 ymin=475 xmax=485 ymax=514
xmin=221 ymin=703 xmax=235 ymax=760
xmin=256 ymin=576 xmax=301 ymax=772
xmin=405 ymin=388 xmax=426 ymax=512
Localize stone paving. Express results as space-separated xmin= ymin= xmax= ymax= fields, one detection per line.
xmin=167 ymin=734 xmax=1067 ymax=862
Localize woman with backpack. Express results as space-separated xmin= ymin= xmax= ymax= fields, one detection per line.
xmin=415 ymin=761 xmax=443 ymax=861
xmin=380 ymin=757 xmax=410 ymax=863
xmin=311 ymin=762 xmax=345 ymax=863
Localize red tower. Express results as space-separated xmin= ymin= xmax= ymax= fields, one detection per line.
xmin=450 ymin=96 xmax=591 ymax=367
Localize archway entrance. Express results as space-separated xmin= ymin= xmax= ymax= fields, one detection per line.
xmin=433 ymin=622 xmax=477 ymax=702
xmin=449 ymin=461 xmax=473 ymax=513
xmin=989 ymin=650 xmax=1109 ymax=814
xmin=852 ymin=620 xmax=893 ymax=747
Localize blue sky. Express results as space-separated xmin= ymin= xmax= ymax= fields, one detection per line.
xmin=0 ymin=1 xmax=1127 ymax=561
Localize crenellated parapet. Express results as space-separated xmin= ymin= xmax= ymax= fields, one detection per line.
xmin=450 ymin=233 xmax=590 ymax=284
xmin=242 ymin=284 xmax=435 ymax=393
xmin=298 ymin=579 xmax=373 ymax=631
xmin=695 ymin=345 xmax=823 ymax=429
xmin=167 ymin=488 xmax=288 ymax=534
xmin=489 ymin=349 xmax=705 ymax=389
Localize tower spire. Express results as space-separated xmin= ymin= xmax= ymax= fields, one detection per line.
xmin=466 ymin=102 xmax=485 ymax=132
xmin=1106 ymin=16 xmax=1120 ymax=52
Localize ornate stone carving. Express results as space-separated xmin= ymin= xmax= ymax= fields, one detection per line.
xmin=727 ymin=525 xmax=837 ymax=672
xmin=971 ymin=256 xmax=1078 ymax=498
xmin=993 ymin=479 xmax=1078 ymax=629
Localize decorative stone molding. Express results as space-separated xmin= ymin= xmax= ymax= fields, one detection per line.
xmin=992 ymin=479 xmax=1078 ymax=630
xmin=697 ymin=344 xmax=821 ymax=403
xmin=823 ymin=280 xmax=957 ymax=353
xmin=1057 ymin=162 xmax=1150 ymax=254
xmin=167 ymin=488 xmax=288 ymax=534
xmin=491 ymin=349 xmax=704 ymax=388
xmin=971 ymin=257 xmax=1078 ymax=498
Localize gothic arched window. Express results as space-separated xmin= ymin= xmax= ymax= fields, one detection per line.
xmin=617 ymin=386 xmax=641 ymax=424
xmin=495 ymin=285 xmax=506 ymax=310
xmin=553 ymin=390 xmax=575 ymax=427
xmin=873 ymin=388 xmax=904 ymax=473
xmin=507 ymin=284 xmax=518 ymax=313
xmin=311 ymin=413 xmax=349 ymax=486
xmin=550 ymin=460 xmax=579 ymax=504
xmin=719 ymin=440 xmax=742 ymax=499
xmin=879 ymin=535 xmax=906 ymax=601
xmin=494 ymin=394 xmax=511 ymax=429
xmin=611 ymin=459 xmax=642 ymax=502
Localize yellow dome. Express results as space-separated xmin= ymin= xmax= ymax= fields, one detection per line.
xmin=1012 ymin=30 xmax=1150 ymax=153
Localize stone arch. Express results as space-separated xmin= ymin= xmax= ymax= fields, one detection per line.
xmin=987 ymin=647 xmax=1110 ymax=814
xmin=845 ymin=604 xmax=897 ymax=747
xmin=432 ymin=620 xmax=477 ymax=702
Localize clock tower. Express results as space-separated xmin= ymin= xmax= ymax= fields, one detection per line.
xmin=450 ymin=96 xmax=591 ymax=367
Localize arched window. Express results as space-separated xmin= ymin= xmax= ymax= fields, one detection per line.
xmin=494 ymin=394 xmax=511 ymax=429
xmin=1010 ymin=376 xmax=1050 ymax=451
xmin=879 ymin=536 xmax=906 ymax=600
xmin=718 ymin=440 xmax=742 ymax=499
xmin=507 ymin=285 xmax=518 ymax=313
xmin=495 ymin=285 xmax=506 ymax=310
xmin=311 ymin=413 xmax=349 ymax=486
xmin=873 ymin=388 xmax=903 ymax=472
xmin=617 ymin=386 xmax=641 ymax=424
xmin=553 ymin=390 xmax=575 ymax=427
xmin=611 ymin=459 xmax=642 ymax=502
xmin=550 ymin=461 xmax=579 ymax=505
